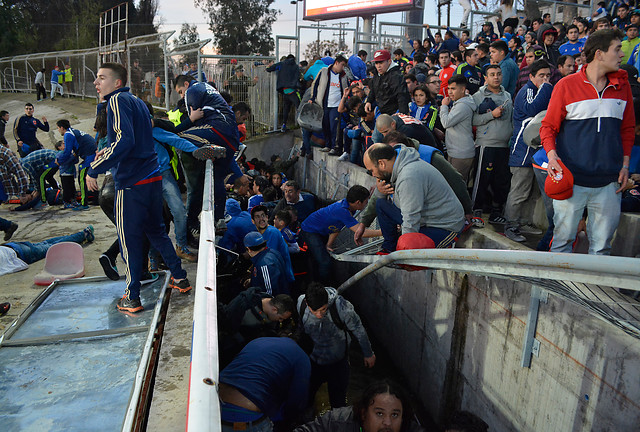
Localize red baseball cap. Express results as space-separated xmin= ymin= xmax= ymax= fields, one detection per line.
xmin=545 ymin=160 xmax=574 ymax=200
xmin=373 ymin=49 xmax=391 ymax=62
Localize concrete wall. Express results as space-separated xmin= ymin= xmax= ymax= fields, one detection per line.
xmin=295 ymin=148 xmax=640 ymax=431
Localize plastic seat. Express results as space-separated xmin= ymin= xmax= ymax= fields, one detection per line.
xmin=34 ymin=242 xmax=85 ymax=286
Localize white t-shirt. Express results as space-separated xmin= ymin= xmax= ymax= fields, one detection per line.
xmin=0 ymin=246 xmax=28 ymax=276
xmin=327 ymin=71 xmax=342 ymax=108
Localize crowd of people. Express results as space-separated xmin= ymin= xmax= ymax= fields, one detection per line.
xmin=1 ymin=5 xmax=640 ymax=431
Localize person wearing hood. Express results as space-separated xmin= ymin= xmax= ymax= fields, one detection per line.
xmin=304 ymin=56 xmax=328 ymax=82
xmin=538 ymin=25 xmax=561 ymax=66
xmin=363 ymin=143 xmax=465 ymax=252
xmin=440 ymin=74 xmax=477 ymax=183
xmin=267 ymin=54 xmax=302 ymax=132
xmin=297 ymin=282 xmax=375 ymax=410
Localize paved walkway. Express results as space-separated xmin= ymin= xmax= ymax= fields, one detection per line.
xmin=0 ymin=92 xmax=194 ymax=431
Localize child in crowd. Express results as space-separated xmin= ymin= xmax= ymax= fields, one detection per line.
xmin=271 ymin=172 xmax=285 ymax=201
xmin=248 ymin=175 xmax=269 ymax=211
xmin=273 ymin=208 xmax=300 ymax=254
xmin=409 ymin=85 xmax=439 ymax=133
xmin=54 ymin=140 xmax=79 ymax=209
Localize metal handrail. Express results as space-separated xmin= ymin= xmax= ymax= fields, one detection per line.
xmin=186 ymin=160 xmax=221 ymax=432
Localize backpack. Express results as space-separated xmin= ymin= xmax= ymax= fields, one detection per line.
xmin=297 ymin=297 xmax=354 ymax=356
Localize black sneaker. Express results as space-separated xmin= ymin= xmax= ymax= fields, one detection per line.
xmin=489 ymin=214 xmax=507 ymax=225
xmin=192 ymin=145 xmax=227 ymax=161
xmin=4 ymin=222 xmax=18 ymax=241
xmin=99 ymin=254 xmax=119 ymax=280
xmin=140 ymin=271 xmax=159 ymax=284
xmin=117 ymin=296 xmax=143 ymax=313
xmin=328 ymin=148 xmax=340 ymax=156
xmin=169 ymin=277 xmax=192 ymax=293
xmin=0 ymin=302 xmax=10 ymax=317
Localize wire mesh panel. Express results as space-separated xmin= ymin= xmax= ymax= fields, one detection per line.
xmin=200 ymin=55 xmax=276 ymax=139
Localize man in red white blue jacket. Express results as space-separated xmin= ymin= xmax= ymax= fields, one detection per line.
xmin=540 ymin=29 xmax=634 ymax=255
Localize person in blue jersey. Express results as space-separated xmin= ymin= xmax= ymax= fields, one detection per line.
xmin=300 ymin=185 xmax=381 ymax=284
xmin=219 ymin=337 xmax=310 ymax=431
xmin=13 ymin=103 xmax=48 ymax=157
xmin=559 ymin=25 xmax=584 ymax=56
xmin=251 ymin=205 xmax=295 ymax=284
xmin=55 ymin=119 xmax=97 ymax=209
xmin=86 ymin=63 xmax=191 ymax=313
xmin=244 ymin=231 xmax=290 ymax=296
xmin=174 ymin=74 xmax=244 ymax=226
xmin=49 ymin=66 xmax=65 ymax=100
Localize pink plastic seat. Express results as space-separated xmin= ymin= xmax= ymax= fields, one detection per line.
xmin=34 ymin=242 xmax=85 ymax=286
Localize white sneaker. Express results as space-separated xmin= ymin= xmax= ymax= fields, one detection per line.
xmin=319 ymin=147 xmax=331 ymax=152
xmin=338 ymin=152 xmax=349 ymax=161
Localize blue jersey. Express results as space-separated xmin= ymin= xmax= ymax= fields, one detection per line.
xmin=250 ymin=247 xmax=289 ymax=296
xmin=559 ymin=41 xmax=583 ymax=56
xmin=57 ymin=128 xmax=96 ymax=166
xmin=301 ymin=199 xmax=358 ymax=236
xmin=220 ymin=337 xmax=310 ymax=420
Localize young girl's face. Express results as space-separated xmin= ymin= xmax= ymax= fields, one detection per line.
xmin=413 ymin=89 xmax=427 ymax=106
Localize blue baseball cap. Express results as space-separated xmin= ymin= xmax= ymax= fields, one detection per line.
xmin=244 ymin=231 xmax=266 ymax=248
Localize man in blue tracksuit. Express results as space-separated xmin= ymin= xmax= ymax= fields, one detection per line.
xmin=244 ymin=231 xmax=290 ymax=296
xmin=174 ymin=75 xmax=243 ymax=223
xmin=13 ymin=103 xmax=48 ymax=157
xmin=86 ymin=62 xmax=191 ymax=313
xmin=55 ymin=119 xmax=97 ymax=207
xmin=504 ymin=60 xmax=553 ymax=242
xmin=50 ymin=66 xmax=65 ymax=100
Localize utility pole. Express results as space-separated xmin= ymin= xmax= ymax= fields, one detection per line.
xmin=332 ymin=21 xmax=349 ymax=52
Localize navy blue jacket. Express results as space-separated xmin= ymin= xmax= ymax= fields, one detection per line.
xmin=184 ymin=81 xmax=236 ymax=130
xmin=57 ymin=128 xmax=97 ymax=166
xmin=250 ymin=247 xmax=290 ymax=296
xmin=13 ymin=115 xmax=49 ymax=145
xmin=220 ymin=337 xmax=310 ymax=421
xmin=266 ymin=57 xmax=301 ymax=92
xmin=510 ymin=81 xmax=553 ymax=167
xmin=219 ymin=199 xmax=256 ymax=253
xmin=88 ymin=87 xmax=159 ymax=189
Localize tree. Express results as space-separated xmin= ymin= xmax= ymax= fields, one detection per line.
xmin=0 ymin=1 xmax=37 ymax=56
xmin=196 ymin=0 xmax=279 ymax=56
xmin=302 ymin=40 xmax=350 ymax=62
xmin=172 ymin=23 xmax=200 ymax=65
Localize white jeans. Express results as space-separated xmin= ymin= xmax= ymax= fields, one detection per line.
xmin=550 ymin=182 xmax=621 ymax=255
xmin=50 ymin=82 xmax=64 ymax=98
xmin=459 ymin=0 xmax=471 ymax=25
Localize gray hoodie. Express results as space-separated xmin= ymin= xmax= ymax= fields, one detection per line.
xmin=439 ymin=95 xmax=477 ymax=158
xmin=389 ymin=145 xmax=465 ymax=234
xmin=472 ymin=84 xmax=513 ymax=148
xmin=297 ymin=287 xmax=373 ymax=365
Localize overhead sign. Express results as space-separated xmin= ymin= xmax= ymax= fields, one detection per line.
xmin=304 ymin=0 xmax=417 ymax=21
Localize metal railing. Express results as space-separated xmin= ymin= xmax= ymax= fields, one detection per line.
xmin=186 ymin=159 xmax=221 ymax=431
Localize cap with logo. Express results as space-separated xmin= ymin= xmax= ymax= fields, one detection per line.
xmin=545 ymin=160 xmax=574 ymax=200
xmin=373 ymin=49 xmax=391 ymax=62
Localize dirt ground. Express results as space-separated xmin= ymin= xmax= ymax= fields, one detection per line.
xmin=0 ymin=92 xmax=196 ymax=430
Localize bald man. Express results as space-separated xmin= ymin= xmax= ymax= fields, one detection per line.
xmin=375 ymin=113 xmax=437 ymax=148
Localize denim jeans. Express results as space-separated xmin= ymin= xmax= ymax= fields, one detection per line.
xmin=550 ymin=182 xmax=621 ymax=255
xmin=322 ymin=107 xmax=340 ymax=150
xmin=221 ymin=418 xmax=272 ymax=432
xmin=161 ymin=169 xmax=188 ymax=247
xmin=350 ymin=138 xmax=363 ymax=166
xmin=50 ymin=82 xmax=64 ymax=98
xmin=377 ymin=197 xmax=457 ymax=251
xmin=7 ymin=230 xmax=86 ymax=264
xmin=301 ymin=129 xmax=312 ymax=154
xmin=300 ymin=230 xmax=332 ymax=285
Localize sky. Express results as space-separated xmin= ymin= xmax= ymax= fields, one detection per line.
xmin=154 ymin=0 xmax=469 ymax=57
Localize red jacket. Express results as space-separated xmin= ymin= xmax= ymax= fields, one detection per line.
xmin=540 ymin=66 xmax=635 ymax=187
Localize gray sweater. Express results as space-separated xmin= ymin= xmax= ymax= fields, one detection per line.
xmin=472 ymin=85 xmax=513 ymax=148
xmin=439 ymin=95 xmax=477 ymax=159
xmin=297 ymin=287 xmax=373 ymax=365
xmin=389 ymin=145 xmax=465 ymax=234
